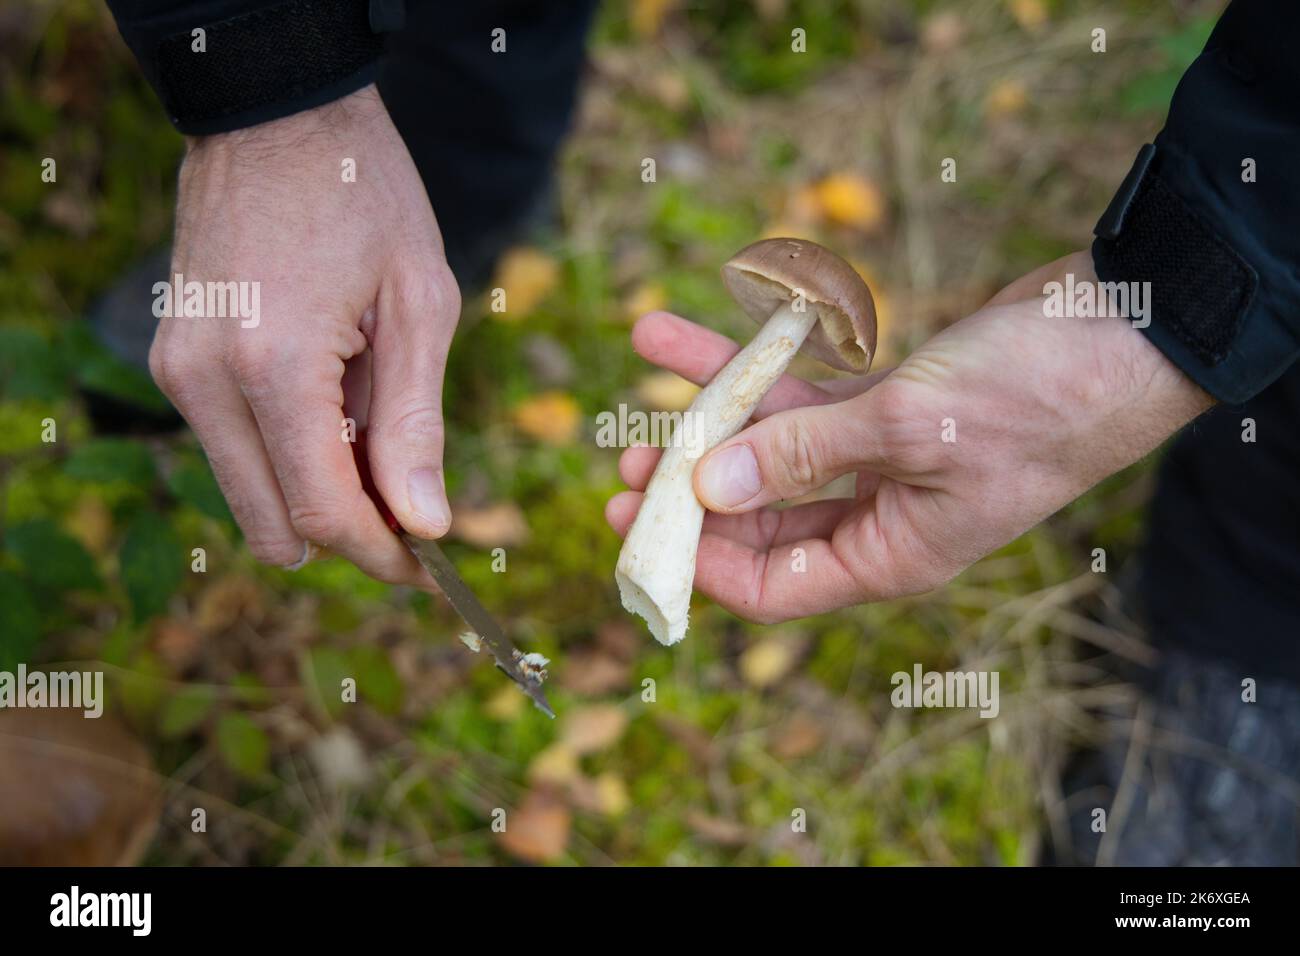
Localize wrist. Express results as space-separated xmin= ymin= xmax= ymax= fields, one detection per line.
xmin=184 ymin=85 xmax=385 ymax=157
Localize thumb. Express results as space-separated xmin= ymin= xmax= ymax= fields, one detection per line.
xmin=366 ymin=263 xmax=461 ymax=538
xmin=693 ymin=393 xmax=887 ymax=513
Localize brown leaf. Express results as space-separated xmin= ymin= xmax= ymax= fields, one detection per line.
xmin=151 ymin=617 xmax=203 ymax=675
xmin=596 ymin=620 xmax=641 ymax=662
xmin=560 ymin=704 xmax=628 ymax=756
xmin=499 ymin=790 xmax=571 ymax=863
xmin=685 ymin=810 xmax=750 ymax=847
xmin=194 ymin=575 xmax=263 ymax=636
xmin=654 ymin=713 xmax=718 ymax=765
xmin=769 ymin=711 xmax=826 ymax=760
xmin=559 ymin=649 xmax=632 ymax=696
xmin=451 ymin=501 xmax=529 ymax=549
xmin=528 ymin=743 xmax=580 ymax=786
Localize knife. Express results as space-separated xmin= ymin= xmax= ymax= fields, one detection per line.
xmin=399 ymin=531 xmax=555 ymax=718
xmin=350 ymin=433 xmax=555 ymax=718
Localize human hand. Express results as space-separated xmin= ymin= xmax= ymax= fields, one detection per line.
xmin=607 ymin=252 xmax=1213 ymax=622
xmin=149 ymin=86 xmax=459 ymax=585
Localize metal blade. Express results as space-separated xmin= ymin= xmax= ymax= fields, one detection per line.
xmin=400 ymin=532 xmax=555 ymax=718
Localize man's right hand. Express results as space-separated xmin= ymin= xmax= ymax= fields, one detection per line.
xmin=150 ymin=85 xmax=458 ymax=586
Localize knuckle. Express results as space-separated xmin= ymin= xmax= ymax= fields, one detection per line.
xmin=378 ymin=403 xmax=444 ymax=449
xmin=772 ymin=416 xmax=821 ymax=492
xmin=148 ymin=341 xmax=191 ymax=403
xmin=288 ymin=503 xmax=345 ymax=548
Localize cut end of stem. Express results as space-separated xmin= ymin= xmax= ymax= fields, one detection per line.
xmin=616 ymin=569 xmax=686 ymax=646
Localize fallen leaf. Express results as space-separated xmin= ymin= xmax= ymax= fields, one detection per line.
xmin=560 ymin=704 xmax=628 ymax=755
xmin=194 ymin=575 xmax=263 ymax=636
xmin=596 ymin=620 xmax=640 ymax=661
xmin=595 ymin=772 xmax=630 ymax=816
xmin=985 ymin=79 xmax=1028 ymax=119
xmin=769 ymin=711 xmax=826 ymax=760
xmin=622 ymin=282 xmax=667 ymax=324
xmin=559 ymin=649 xmax=631 ymax=696
xmin=490 ymin=247 xmax=559 ymax=321
xmin=739 ymin=637 xmax=798 ymax=689
xmin=485 ymin=683 xmax=526 ymax=721
xmin=810 ymin=172 xmax=886 ymax=231
xmin=451 ymin=501 xmax=529 ymax=548
xmin=512 ymin=391 xmax=581 ymax=446
xmin=528 ymin=743 xmax=580 ymax=786
xmin=499 ymin=790 xmax=570 ymax=863
xmin=685 ymin=810 xmax=750 ymax=847
xmin=151 ymin=617 xmax=202 ymax=674
xmin=654 ymin=713 xmax=718 ymax=765
xmin=1008 ymin=0 xmax=1047 ymax=32
xmin=648 ymin=69 xmax=690 ymax=110
xmin=634 ymin=371 xmax=699 ymax=412
xmin=631 ymin=0 xmax=676 ymax=39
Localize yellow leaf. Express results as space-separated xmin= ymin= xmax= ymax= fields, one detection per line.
xmin=560 ymin=704 xmax=628 ymax=756
xmin=512 ymin=391 xmax=581 ymax=446
xmin=451 ymin=501 xmax=529 ymax=548
xmin=985 ymin=79 xmax=1028 ymax=119
xmin=498 ymin=790 xmax=570 ymax=863
xmin=1008 ymin=0 xmax=1047 ymax=32
xmin=621 ymin=282 xmax=667 ymax=324
xmin=811 ymin=172 xmax=885 ymax=231
xmin=490 ymin=247 xmax=559 ymax=321
xmin=739 ymin=637 xmax=797 ymax=689
xmin=528 ymin=743 xmax=580 ymax=785
xmin=631 ymin=0 xmax=676 ymax=39
xmin=595 ymin=772 xmax=630 ymax=816
xmin=485 ymin=683 xmax=526 ymax=721
xmin=634 ymin=371 xmax=699 ymax=412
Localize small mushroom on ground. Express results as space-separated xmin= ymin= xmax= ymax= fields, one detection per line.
xmin=616 ymin=238 xmax=876 ymax=645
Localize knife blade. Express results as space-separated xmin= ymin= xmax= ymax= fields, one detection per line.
xmin=400 ymin=531 xmax=555 ymax=718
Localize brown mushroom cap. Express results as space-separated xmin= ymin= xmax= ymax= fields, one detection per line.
xmin=0 ymin=708 xmax=160 ymax=866
xmin=721 ymin=238 xmax=877 ymax=373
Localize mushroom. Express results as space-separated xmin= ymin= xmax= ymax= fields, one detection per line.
xmin=616 ymin=238 xmax=876 ymax=645
xmin=0 ymin=708 xmax=161 ymax=866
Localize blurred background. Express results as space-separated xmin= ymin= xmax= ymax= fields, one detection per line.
xmin=0 ymin=0 xmax=1224 ymax=865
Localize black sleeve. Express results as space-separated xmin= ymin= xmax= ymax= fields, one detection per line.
xmin=1091 ymin=0 xmax=1300 ymax=404
xmin=106 ymin=0 xmax=404 ymax=135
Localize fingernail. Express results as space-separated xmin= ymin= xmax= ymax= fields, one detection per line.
xmin=285 ymin=541 xmax=320 ymax=571
xmin=408 ymin=467 xmax=450 ymax=533
xmin=698 ymin=444 xmax=762 ymax=508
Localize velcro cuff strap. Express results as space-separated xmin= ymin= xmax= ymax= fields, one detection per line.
xmin=1092 ymin=146 xmax=1256 ymax=367
xmin=155 ymin=0 xmax=384 ymax=132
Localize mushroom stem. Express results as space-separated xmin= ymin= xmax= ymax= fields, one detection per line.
xmin=616 ymin=300 xmax=818 ymax=644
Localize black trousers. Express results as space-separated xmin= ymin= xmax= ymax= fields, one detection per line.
xmin=377 ymin=2 xmax=1300 ymax=684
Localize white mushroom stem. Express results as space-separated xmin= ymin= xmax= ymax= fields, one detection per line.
xmin=616 ymin=301 xmax=818 ymax=645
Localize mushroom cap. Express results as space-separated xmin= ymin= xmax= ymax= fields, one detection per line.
xmin=721 ymin=238 xmax=877 ymax=372
xmin=0 ymin=708 xmax=160 ymax=866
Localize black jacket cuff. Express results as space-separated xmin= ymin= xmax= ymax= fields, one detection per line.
xmin=107 ymin=0 xmax=402 ymax=135
xmin=1091 ymin=1 xmax=1300 ymax=404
